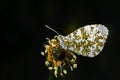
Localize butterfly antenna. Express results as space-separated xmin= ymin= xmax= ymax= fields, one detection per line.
xmin=45 ymin=25 xmax=60 ymax=35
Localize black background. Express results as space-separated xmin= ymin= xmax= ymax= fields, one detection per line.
xmin=1 ymin=0 xmax=120 ymax=80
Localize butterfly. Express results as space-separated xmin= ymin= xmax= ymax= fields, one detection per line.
xmin=41 ymin=24 xmax=109 ymax=77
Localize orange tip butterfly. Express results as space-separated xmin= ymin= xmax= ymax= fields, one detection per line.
xmin=41 ymin=24 xmax=109 ymax=77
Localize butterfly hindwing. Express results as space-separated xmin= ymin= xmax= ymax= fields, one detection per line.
xmin=60 ymin=24 xmax=109 ymax=57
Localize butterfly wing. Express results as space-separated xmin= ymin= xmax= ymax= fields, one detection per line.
xmin=61 ymin=24 xmax=109 ymax=57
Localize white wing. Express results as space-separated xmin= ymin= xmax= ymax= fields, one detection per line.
xmin=58 ymin=24 xmax=109 ymax=57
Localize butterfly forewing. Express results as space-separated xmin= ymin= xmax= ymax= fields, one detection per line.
xmin=61 ymin=24 xmax=109 ymax=57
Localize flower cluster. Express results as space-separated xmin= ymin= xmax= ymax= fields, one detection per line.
xmin=41 ymin=38 xmax=77 ymax=77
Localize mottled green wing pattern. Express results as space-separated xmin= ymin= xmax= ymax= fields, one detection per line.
xmin=62 ymin=24 xmax=109 ymax=57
